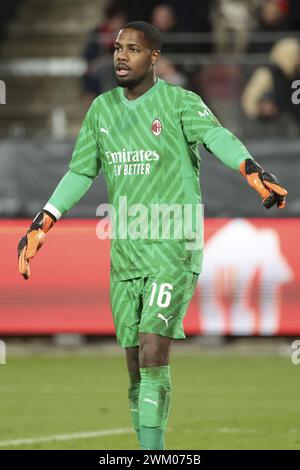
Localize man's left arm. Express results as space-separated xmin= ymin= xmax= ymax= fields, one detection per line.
xmin=181 ymin=92 xmax=288 ymax=209
xmin=202 ymin=126 xmax=287 ymax=209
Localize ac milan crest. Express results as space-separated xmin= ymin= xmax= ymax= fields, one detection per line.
xmin=152 ymin=119 xmax=162 ymax=136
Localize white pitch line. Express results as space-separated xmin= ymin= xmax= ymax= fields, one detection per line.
xmin=0 ymin=428 xmax=133 ymax=447
xmin=218 ymin=427 xmax=257 ymax=434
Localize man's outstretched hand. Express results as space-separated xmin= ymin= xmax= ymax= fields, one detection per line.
xmin=18 ymin=210 xmax=56 ymax=280
xmin=240 ymin=158 xmax=288 ymax=209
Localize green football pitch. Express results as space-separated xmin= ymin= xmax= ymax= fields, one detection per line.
xmin=0 ymin=351 xmax=299 ymax=450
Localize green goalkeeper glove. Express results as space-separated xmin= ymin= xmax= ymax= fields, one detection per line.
xmin=18 ymin=210 xmax=56 ymax=280
xmin=240 ymin=158 xmax=288 ymax=209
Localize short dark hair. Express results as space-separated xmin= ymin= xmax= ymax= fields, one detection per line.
xmin=123 ymin=21 xmax=162 ymax=51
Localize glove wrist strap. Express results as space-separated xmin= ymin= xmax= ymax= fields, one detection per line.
xmin=29 ymin=210 xmax=56 ymax=233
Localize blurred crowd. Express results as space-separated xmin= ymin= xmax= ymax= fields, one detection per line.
xmin=81 ymin=0 xmax=300 ymax=132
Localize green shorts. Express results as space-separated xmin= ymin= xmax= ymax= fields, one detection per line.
xmin=110 ymin=271 xmax=198 ymax=348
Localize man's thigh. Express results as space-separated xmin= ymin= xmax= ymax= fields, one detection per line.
xmin=110 ymin=277 xmax=144 ymax=348
xmin=110 ymin=271 xmax=198 ymax=347
xmin=139 ymin=271 xmax=198 ymax=340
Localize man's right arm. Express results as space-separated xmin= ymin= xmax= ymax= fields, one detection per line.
xmin=18 ymin=99 xmax=101 ymax=279
xmin=43 ymin=170 xmax=96 ymax=220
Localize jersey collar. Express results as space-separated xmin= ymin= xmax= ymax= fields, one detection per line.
xmin=118 ymin=77 xmax=163 ymax=107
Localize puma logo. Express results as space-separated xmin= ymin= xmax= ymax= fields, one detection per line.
xmin=157 ymin=313 xmax=173 ymax=327
xmin=143 ymin=398 xmax=158 ymax=407
xmin=100 ymin=126 xmax=111 ymax=135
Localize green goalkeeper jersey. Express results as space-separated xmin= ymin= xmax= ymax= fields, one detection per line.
xmin=46 ymin=78 xmax=252 ymax=280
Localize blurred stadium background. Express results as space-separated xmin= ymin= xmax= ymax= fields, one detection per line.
xmin=0 ymin=0 xmax=300 ymax=450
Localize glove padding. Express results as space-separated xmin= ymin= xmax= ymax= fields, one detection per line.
xmin=240 ymin=158 xmax=288 ymax=209
xmin=18 ymin=210 xmax=56 ymax=280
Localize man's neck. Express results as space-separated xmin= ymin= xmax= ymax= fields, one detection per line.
xmin=124 ymin=75 xmax=157 ymax=101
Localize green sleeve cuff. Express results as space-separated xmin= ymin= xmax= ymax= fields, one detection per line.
xmin=203 ymin=127 xmax=253 ymax=171
xmin=47 ymin=169 xmax=95 ymax=215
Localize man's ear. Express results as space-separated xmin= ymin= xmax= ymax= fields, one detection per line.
xmin=152 ymin=50 xmax=161 ymax=65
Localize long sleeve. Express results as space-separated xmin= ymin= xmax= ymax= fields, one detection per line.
xmin=202 ymin=127 xmax=252 ymax=171
xmin=44 ymin=170 xmax=95 ymax=218
xmin=44 ymin=99 xmax=101 ymax=218
xmin=180 ymin=90 xmax=252 ymax=171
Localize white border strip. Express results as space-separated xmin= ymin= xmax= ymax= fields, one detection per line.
xmin=43 ymin=203 xmax=62 ymax=220
xmin=0 ymin=428 xmax=132 ymax=447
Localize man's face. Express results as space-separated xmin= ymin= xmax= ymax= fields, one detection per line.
xmin=114 ymin=28 xmax=159 ymax=88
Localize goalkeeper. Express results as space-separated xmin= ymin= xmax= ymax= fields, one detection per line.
xmin=18 ymin=21 xmax=287 ymax=450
